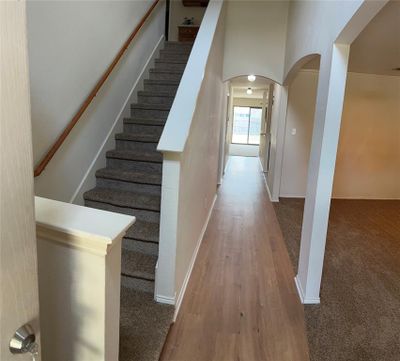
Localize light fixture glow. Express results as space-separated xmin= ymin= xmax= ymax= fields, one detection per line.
xmin=246 ymin=88 xmax=253 ymax=95
xmin=247 ymin=75 xmax=256 ymax=82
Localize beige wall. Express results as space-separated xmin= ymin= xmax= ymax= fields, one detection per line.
xmin=280 ymin=70 xmax=400 ymax=199
xmin=169 ymin=0 xmax=206 ymax=41
xmin=223 ymin=0 xmax=289 ymax=82
xmin=334 ymin=72 xmax=400 ymax=199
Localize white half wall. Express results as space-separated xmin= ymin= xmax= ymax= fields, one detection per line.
xmin=280 ymin=70 xmax=400 ymax=199
xmin=28 ymin=0 xmax=166 ymax=203
xmin=156 ymin=0 xmax=225 ymax=312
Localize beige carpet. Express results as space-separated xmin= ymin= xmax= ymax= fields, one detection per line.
xmin=273 ymin=198 xmax=400 ymax=361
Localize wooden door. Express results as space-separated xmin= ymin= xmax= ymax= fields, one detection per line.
xmin=0 ymin=2 xmax=41 ymax=360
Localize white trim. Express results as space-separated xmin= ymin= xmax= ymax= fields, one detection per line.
xmin=69 ymin=35 xmax=165 ymax=204
xmin=294 ymin=275 xmax=320 ymax=305
xmin=173 ymin=194 xmax=217 ymax=321
xmin=259 ymin=158 xmax=276 ymax=202
xmin=279 ymin=195 xmax=400 ymax=201
xmin=35 ymin=196 xmax=134 ymax=255
xmin=155 ymin=294 xmax=176 ymax=305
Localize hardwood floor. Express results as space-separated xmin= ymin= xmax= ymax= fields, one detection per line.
xmin=160 ymin=156 xmax=310 ymax=361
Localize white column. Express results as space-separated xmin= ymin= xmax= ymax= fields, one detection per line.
xmin=295 ymin=44 xmax=350 ymax=304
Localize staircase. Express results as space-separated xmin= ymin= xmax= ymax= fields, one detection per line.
xmin=83 ymin=41 xmax=192 ymax=361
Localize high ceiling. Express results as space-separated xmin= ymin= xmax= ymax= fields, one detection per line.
xmin=305 ymin=0 xmax=400 ymax=76
xmin=230 ymin=76 xmax=272 ymax=99
xmin=349 ymin=0 xmax=400 ymax=76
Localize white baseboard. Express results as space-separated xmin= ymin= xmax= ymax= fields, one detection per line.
xmin=155 ymin=294 xmax=175 ymax=305
xmin=69 ymin=35 xmax=165 ymax=205
xmin=172 ymin=194 xmax=218 ymax=321
xmin=277 ymin=194 xmax=400 ymax=201
xmin=259 ymin=158 xmax=278 ymax=202
xmin=294 ymin=275 xmax=320 ymax=304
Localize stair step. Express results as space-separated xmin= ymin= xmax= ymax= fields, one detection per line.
xmin=164 ymin=41 xmax=193 ymax=50
xmin=121 ymin=275 xmax=154 ymax=293
xmin=125 ymin=220 xmax=159 ymax=243
xmin=159 ymin=49 xmax=191 ymax=60
xmin=83 ymin=187 xmax=161 ymax=212
xmin=96 ymin=168 xmax=162 ymax=186
xmin=149 ymin=68 xmax=183 ymax=81
xmin=115 ymin=133 xmax=160 ymax=151
xmin=123 ymin=219 xmax=159 ymax=254
xmin=121 ymin=250 xmax=157 ymax=281
xmin=119 ymin=287 xmax=174 ymax=359
xmin=122 ymin=121 xmax=164 ymax=137
xmin=137 ymin=90 xmax=175 ymax=106
xmin=123 ymin=117 xmax=166 ymax=126
xmin=143 ymin=79 xmax=180 ymax=93
xmin=115 ymin=132 xmax=160 ymax=143
xmin=155 ymin=59 xmax=187 ymax=72
xmin=106 ymin=149 xmax=162 ymax=163
xmin=131 ymin=102 xmax=171 ymax=119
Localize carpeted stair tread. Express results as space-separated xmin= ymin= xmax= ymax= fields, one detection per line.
xmin=121 ymin=250 xmax=157 ymax=280
xmin=144 ymin=79 xmax=180 ymax=86
xmin=123 ymin=117 xmax=166 ymax=126
xmin=96 ymin=168 xmax=161 ymax=186
xmin=131 ymin=102 xmax=172 ymax=110
xmin=124 ymin=220 xmax=159 ymax=243
xmin=155 ymin=58 xmax=188 ymax=65
xmin=149 ymin=68 xmax=184 ymax=75
xmin=115 ymin=132 xmax=160 ymax=143
xmin=164 ymin=41 xmax=193 ymax=48
xmin=106 ymin=149 xmax=163 ymax=163
xmin=83 ymin=187 xmax=160 ymax=212
xmin=138 ymin=90 xmax=176 ymax=98
xmin=119 ymin=287 xmax=174 ymax=361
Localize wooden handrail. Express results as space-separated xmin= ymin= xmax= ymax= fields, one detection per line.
xmin=34 ymin=0 xmax=161 ymax=177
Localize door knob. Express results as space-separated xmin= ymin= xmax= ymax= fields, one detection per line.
xmin=9 ymin=324 xmax=38 ymax=356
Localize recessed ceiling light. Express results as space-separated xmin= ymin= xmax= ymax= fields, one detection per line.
xmin=246 ymin=88 xmax=253 ymax=95
xmin=248 ymin=75 xmax=256 ymax=82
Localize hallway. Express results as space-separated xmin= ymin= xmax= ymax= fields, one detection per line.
xmin=161 ymin=156 xmax=310 ymax=361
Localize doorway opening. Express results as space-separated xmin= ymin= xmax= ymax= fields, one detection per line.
xmin=224 ymin=75 xmax=274 ymax=160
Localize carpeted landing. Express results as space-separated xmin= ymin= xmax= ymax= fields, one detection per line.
xmin=273 ymin=198 xmax=400 ymax=361
xmin=120 ymin=287 xmax=174 ymax=361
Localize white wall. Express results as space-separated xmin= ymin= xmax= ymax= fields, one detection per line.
xmin=266 ymin=83 xmax=288 ymax=201
xmin=280 ymin=70 xmax=400 ymax=199
xmin=223 ymin=0 xmax=289 ymax=83
xmin=28 ymin=0 xmax=165 ymax=203
xmin=280 ymin=71 xmax=318 ymax=197
xmin=284 ymin=0 xmax=363 ymax=82
xmin=169 ymin=0 xmax=206 ymax=41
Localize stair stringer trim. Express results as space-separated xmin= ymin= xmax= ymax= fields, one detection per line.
xmin=70 ymin=35 xmax=165 ymax=205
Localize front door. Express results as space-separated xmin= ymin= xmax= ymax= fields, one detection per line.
xmin=1 ymin=2 xmax=41 ymax=360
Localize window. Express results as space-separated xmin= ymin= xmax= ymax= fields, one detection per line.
xmin=232 ymin=106 xmax=262 ymax=145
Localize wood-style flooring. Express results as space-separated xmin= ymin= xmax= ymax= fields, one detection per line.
xmin=160 ymin=156 xmax=310 ymax=361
